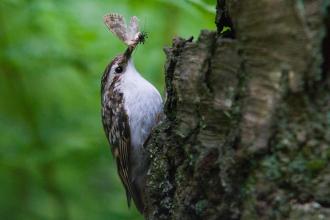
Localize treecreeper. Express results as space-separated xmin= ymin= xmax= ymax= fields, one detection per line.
xmin=101 ymin=13 xmax=163 ymax=214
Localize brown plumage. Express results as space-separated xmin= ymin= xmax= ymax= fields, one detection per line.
xmin=101 ymin=56 xmax=136 ymax=209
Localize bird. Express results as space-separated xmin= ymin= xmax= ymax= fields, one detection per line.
xmin=101 ymin=13 xmax=163 ymax=213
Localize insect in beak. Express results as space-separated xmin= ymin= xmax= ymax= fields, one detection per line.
xmin=123 ymin=32 xmax=147 ymax=61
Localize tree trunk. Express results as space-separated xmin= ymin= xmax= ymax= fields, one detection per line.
xmin=144 ymin=0 xmax=330 ymax=219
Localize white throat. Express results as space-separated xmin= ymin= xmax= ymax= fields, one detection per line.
xmin=125 ymin=59 xmax=141 ymax=77
xmin=119 ymin=59 xmax=163 ymax=150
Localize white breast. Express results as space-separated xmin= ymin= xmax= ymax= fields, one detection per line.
xmin=119 ymin=60 xmax=163 ymax=150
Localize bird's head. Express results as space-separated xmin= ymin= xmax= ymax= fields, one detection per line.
xmin=101 ymin=31 xmax=148 ymax=90
xmin=110 ymin=47 xmax=132 ymax=75
xmin=101 ymin=48 xmax=136 ymax=94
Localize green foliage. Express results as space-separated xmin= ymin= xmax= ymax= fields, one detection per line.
xmin=221 ymin=26 xmax=231 ymax=34
xmin=0 ymin=0 xmax=215 ymax=219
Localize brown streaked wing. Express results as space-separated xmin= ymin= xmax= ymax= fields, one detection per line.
xmin=101 ymin=81 xmax=134 ymax=207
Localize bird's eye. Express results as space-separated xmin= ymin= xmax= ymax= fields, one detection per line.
xmin=115 ymin=66 xmax=123 ymax=74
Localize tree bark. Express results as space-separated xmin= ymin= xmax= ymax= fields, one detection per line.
xmin=144 ymin=0 xmax=330 ymax=219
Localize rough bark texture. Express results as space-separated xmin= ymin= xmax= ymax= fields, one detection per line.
xmin=144 ymin=0 xmax=330 ymax=219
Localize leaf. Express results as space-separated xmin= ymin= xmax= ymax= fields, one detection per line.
xmin=185 ymin=0 xmax=216 ymax=14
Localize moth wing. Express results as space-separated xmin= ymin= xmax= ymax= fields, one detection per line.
xmin=128 ymin=16 xmax=139 ymax=41
xmin=104 ymin=13 xmax=129 ymax=44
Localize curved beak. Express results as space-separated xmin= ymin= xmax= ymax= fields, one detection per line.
xmin=123 ymin=46 xmax=133 ymax=61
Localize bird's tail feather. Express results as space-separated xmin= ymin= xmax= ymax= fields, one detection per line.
xmin=130 ymin=182 xmax=144 ymax=214
xmin=125 ymin=190 xmax=132 ymax=208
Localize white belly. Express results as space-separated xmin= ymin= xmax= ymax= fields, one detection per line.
xmin=119 ymin=61 xmax=163 ymax=150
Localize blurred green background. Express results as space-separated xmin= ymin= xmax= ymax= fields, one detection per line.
xmin=0 ymin=0 xmax=215 ymax=219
